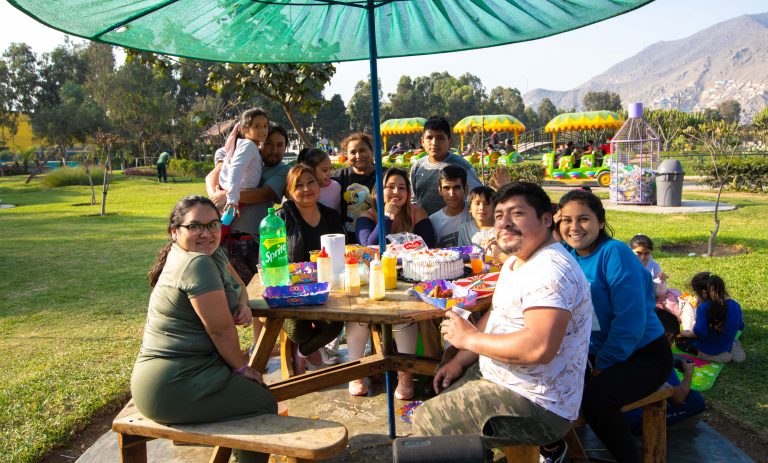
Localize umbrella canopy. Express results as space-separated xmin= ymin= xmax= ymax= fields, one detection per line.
xmin=453 ymin=115 xmax=526 ymax=135
xmin=544 ymin=110 xmax=625 ymax=132
xmin=380 ymin=117 xmax=426 ymax=151
xmin=9 ymin=1 xmax=653 ymax=63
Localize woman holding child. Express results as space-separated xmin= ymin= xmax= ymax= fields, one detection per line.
xmin=553 ymin=188 xmax=671 ymax=463
xmin=132 ymin=195 xmax=275 ymax=463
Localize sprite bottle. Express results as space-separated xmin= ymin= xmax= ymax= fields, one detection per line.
xmin=259 ymin=207 xmax=290 ymax=286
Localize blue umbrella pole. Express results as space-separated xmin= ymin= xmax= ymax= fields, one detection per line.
xmin=366 ymin=0 xmax=396 ymax=440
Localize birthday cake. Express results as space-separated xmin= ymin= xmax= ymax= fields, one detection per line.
xmin=402 ymin=249 xmax=464 ymax=281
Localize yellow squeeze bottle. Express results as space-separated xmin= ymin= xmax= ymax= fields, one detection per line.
xmin=382 ymin=251 xmax=397 ymax=290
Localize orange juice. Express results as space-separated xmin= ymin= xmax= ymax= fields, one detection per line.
xmin=470 ymin=257 xmax=483 ymax=275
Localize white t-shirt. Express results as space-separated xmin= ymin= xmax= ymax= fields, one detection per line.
xmin=479 ymin=243 xmax=593 ymax=421
xmin=429 ymin=204 xmax=472 ymax=248
xmin=457 ymin=220 xmax=494 ymax=248
xmin=219 ymin=138 xmax=263 ymax=206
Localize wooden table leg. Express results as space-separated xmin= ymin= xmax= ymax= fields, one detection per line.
xmin=117 ymin=434 xmax=150 ymax=463
xmin=249 ymin=316 xmax=284 ymax=373
xmin=642 ymin=400 xmax=667 ymax=463
xmin=208 ymin=446 xmax=231 ymax=463
xmin=280 ymin=331 xmax=295 ymax=379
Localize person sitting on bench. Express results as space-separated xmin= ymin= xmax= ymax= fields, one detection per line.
xmin=412 ymin=182 xmax=592 ymax=461
xmin=131 ymin=195 xmax=276 ymax=463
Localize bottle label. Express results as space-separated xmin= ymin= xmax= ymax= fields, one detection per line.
xmin=261 ymin=237 xmax=287 ymax=267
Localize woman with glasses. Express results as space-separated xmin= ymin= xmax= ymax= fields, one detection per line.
xmin=276 ymin=164 xmax=345 ymax=374
xmin=131 ymin=195 xmax=275 ymax=463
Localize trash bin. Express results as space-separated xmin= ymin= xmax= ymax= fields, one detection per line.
xmin=656 ymin=159 xmax=685 ymax=207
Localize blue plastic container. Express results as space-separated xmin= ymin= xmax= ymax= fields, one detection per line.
xmin=262 ymin=282 xmax=330 ymax=308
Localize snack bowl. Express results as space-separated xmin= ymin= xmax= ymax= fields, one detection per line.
xmin=410 ymin=280 xmax=477 ymax=310
xmin=288 ymin=262 xmax=317 ymax=284
xmin=262 ymin=282 xmax=330 ymax=308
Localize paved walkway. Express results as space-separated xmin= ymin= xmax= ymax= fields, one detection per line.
xmin=78 ymin=346 xmax=753 ymax=463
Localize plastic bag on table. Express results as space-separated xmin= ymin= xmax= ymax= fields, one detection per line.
xmin=385 ymin=232 xmax=427 ymax=256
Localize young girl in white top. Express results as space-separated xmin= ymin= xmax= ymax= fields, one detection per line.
xmin=219 ymin=108 xmax=270 ymax=220
xmin=297 ymin=148 xmax=341 ymax=213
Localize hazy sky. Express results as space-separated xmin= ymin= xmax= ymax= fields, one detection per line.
xmin=1 ymin=0 xmax=766 ymax=103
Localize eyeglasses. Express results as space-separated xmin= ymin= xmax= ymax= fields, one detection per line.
xmin=178 ymin=220 xmax=222 ymax=233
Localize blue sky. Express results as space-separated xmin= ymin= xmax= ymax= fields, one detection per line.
xmin=1 ymin=0 xmax=766 ymax=103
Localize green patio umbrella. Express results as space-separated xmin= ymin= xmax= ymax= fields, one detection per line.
xmin=8 ymin=0 xmax=654 ymax=438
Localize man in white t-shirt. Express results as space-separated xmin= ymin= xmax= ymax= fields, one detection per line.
xmin=413 ymin=182 xmax=592 ymax=456
xmin=429 ymin=164 xmax=473 ymax=248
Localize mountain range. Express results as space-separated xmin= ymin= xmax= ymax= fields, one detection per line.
xmin=523 ymin=12 xmax=768 ymax=123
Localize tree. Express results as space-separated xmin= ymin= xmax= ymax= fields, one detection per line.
xmin=36 ymin=39 xmax=88 ymax=109
xmin=485 ymin=86 xmax=525 ymax=117
xmin=520 ymin=106 xmax=540 ymax=130
xmin=2 ymin=43 xmax=39 ymax=114
xmin=751 ymin=107 xmax=768 ymax=150
xmin=684 ymin=120 xmax=742 ymax=257
xmin=207 ymin=62 xmax=335 ymax=147
xmin=388 ymin=76 xmax=421 ymax=119
xmin=537 ymin=98 xmax=558 ymax=126
xmin=0 ymin=59 xmax=19 ymax=145
xmin=315 ymin=94 xmax=350 ymax=145
xmin=82 ymin=42 xmax=116 ymax=111
xmin=716 ymin=99 xmax=741 ymax=124
xmin=645 ymin=109 xmax=693 ymax=152
xmin=30 ymin=81 xmax=108 ymax=200
xmin=348 ymin=77 xmax=383 ymax=134
xmin=583 ymin=91 xmax=622 ymax=112
xmin=104 ymin=60 xmax=177 ymax=166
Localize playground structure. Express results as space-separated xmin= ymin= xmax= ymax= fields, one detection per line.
xmin=542 ymin=111 xmax=625 ymax=185
xmin=454 ymin=115 xmax=526 ymax=167
xmin=609 ymin=103 xmax=660 ymax=204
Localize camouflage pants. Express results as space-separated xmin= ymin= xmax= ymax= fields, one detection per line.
xmin=412 ymin=362 xmax=571 ymax=448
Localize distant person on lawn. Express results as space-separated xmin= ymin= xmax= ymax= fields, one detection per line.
xmin=132 ymin=195 xmax=275 ymax=463
xmin=156 ymin=150 xmax=170 ymax=183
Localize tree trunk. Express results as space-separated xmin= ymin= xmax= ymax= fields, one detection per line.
xmin=83 ymin=157 xmax=96 ymax=205
xmin=101 ymin=152 xmax=111 ymax=217
xmin=707 ymin=184 xmax=723 ymax=257
xmin=282 ymin=104 xmax=311 ymax=148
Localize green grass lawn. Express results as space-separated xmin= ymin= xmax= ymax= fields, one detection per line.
xmin=0 ymin=174 xmax=766 ymax=462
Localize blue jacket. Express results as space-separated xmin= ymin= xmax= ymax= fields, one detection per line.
xmin=693 ymin=299 xmax=744 ymax=355
xmin=567 ymin=238 xmax=664 ymax=370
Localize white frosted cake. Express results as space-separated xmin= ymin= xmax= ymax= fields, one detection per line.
xmin=402 ymin=249 xmax=464 ymax=281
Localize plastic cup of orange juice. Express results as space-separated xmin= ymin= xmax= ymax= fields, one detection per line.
xmin=469 ymin=253 xmax=484 ymax=275
xmin=309 ymin=250 xmax=321 ymax=263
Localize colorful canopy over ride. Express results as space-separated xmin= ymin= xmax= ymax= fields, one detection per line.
xmin=544 ymin=111 xmax=625 ymax=132
xmin=454 ymin=115 xmax=526 ymax=134
xmin=380 ymin=118 xmax=426 ymax=150
xmin=454 ymin=115 xmax=526 ymax=150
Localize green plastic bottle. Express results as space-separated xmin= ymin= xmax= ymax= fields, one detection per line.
xmin=259 ymin=207 xmax=290 ymax=286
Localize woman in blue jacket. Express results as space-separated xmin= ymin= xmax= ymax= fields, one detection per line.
xmin=556 ymin=189 xmax=671 ymax=463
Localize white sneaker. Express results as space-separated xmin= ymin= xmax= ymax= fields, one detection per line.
xmin=320 ymin=347 xmax=340 ymax=365
xmin=731 ymin=339 xmax=746 ymax=363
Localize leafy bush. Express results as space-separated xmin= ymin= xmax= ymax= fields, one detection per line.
xmin=169 ymin=159 xmax=214 ymax=178
xmin=0 ymin=164 xmax=27 ymax=176
xmin=691 ymin=157 xmax=768 ymax=192
xmin=41 ymin=166 xmax=106 ymax=187
xmin=122 ymin=167 xmax=157 ymax=177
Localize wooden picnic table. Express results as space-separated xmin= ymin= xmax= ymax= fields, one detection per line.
xmin=246 ymin=278 xmax=491 ymax=438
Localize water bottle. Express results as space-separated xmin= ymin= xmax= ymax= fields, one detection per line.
xmin=259 ymin=207 xmax=290 ymax=286
xmin=221 ymin=206 xmax=236 ymax=226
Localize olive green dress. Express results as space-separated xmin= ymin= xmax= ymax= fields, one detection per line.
xmin=131 ymin=244 xmax=276 ymax=427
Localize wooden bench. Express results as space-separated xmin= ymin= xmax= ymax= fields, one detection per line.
xmin=502 ymin=385 xmax=673 ymax=463
xmin=112 ymin=400 xmax=348 ymax=463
